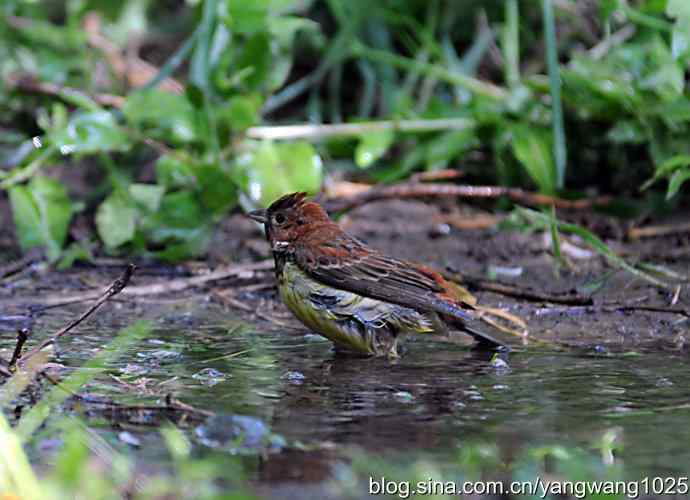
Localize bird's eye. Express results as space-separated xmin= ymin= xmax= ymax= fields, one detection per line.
xmin=274 ymin=213 xmax=286 ymax=225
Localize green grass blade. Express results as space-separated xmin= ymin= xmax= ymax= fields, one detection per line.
xmin=0 ymin=413 xmax=43 ymax=500
xmin=15 ymin=321 xmax=152 ymax=441
xmin=503 ymin=0 xmax=520 ymax=87
xmin=351 ymin=42 xmax=507 ymax=100
xmin=547 ymin=205 xmax=564 ymax=272
xmin=541 ymin=0 xmax=567 ymax=189
xmin=142 ymin=27 xmax=200 ymax=92
xmin=517 ymin=208 xmax=670 ymax=289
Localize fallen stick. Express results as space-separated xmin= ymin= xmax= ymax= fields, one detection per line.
xmin=602 ymin=304 xmax=690 ymax=319
xmin=324 ymin=182 xmax=612 ymax=213
xmin=0 ymin=249 xmax=43 ymax=280
xmin=32 ymin=260 xmax=274 ymax=309
xmin=449 ymin=272 xmax=594 ymax=306
xmin=20 ymin=264 xmax=135 ymax=364
xmin=627 ymin=221 xmax=690 ymax=240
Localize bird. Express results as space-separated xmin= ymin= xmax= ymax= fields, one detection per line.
xmin=248 ymin=192 xmax=511 ymax=357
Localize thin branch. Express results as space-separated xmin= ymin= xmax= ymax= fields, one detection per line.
xmin=20 ymin=264 xmax=136 ymax=364
xmin=8 ymin=328 xmax=30 ymax=371
xmin=324 ymin=182 xmax=612 ymax=213
xmin=120 ymin=260 xmax=273 ymax=296
xmin=448 ymin=272 xmax=594 ymax=306
xmin=602 ymin=304 xmax=690 ymax=319
xmin=0 ymin=249 xmax=43 ymax=280
xmin=31 ymin=260 xmax=274 ymax=309
xmin=628 ymin=221 xmax=690 ymax=240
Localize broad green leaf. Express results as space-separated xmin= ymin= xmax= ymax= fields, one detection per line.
xmin=268 ymin=16 xmax=320 ymax=48
xmin=8 ymin=177 xmax=72 ymax=261
xmin=233 ymin=32 xmax=272 ymax=90
xmin=223 ymin=0 xmax=269 ymax=34
xmin=140 ymin=191 xmax=214 ymax=260
xmin=237 ymin=140 xmax=322 ymax=206
xmin=355 ymin=130 xmax=394 ymax=168
xmin=129 ymin=183 xmax=165 ymax=212
xmin=195 ymin=164 xmax=237 ymax=215
xmin=50 ymin=111 xmax=130 ymax=154
xmin=57 ymin=242 xmax=93 ymax=270
xmin=31 ymin=177 xmax=73 ymax=257
xmin=277 ymin=142 xmax=323 ymax=194
xmin=639 ymin=37 xmax=684 ymax=100
xmin=599 ymin=0 xmax=619 ymax=21
xmin=96 ymin=192 xmax=137 ymax=248
xmin=8 ymin=187 xmax=42 ymax=251
xmin=123 ymin=91 xmax=196 ymax=144
xmin=667 ymin=0 xmax=690 ymax=18
xmin=223 ymin=95 xmax=261 ymax=130
xmin=666 ymin=168 xmax=690 ymax=199
xmin=153 ymin=236 xmax=213 ymax=261
xmin=425 ymin=128 xmax=479 ymax=170
xmin=155 ymin=154 xmax=197 ymax=189
xmin=510 ymin=125 xmax=557 ymax=194
xmin=142 ymin=191 xmax=207 ymax=242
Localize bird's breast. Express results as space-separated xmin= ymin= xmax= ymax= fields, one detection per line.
xmin=277 ymin=262 xmax=435 ymax=354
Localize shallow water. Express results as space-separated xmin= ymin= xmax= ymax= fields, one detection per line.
xmin=23 ymin=305 xmax=686 ymax=485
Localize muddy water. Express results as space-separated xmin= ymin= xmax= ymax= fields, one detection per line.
xmin=18 ymin=300 xmax=688 ymax=491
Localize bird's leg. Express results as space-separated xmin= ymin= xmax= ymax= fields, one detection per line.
xmin=366 ymin=324 xmax=399 ymax=358
xmin=387 ymin=336 xmax=401 ymax=359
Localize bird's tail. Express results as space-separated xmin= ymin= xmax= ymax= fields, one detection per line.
xmin=445 ymin=308 xmax=528 ymax=349
xmin=456 ymin=320 xmax=508 ymax=350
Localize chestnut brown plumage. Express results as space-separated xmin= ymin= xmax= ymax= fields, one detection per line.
xmin=249 ymin=192 xmax=506 ymax=357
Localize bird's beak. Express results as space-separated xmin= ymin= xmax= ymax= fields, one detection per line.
xmin=247 ymin=209 xmax=267 ymax=224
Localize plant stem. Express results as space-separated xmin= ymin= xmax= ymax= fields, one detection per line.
xmin=503 ymin=0 xmax=520 ymax=87
xmin=247 ymin=118 xmax=475 ymax=140
xmin=542 ymin=0 xmax=567 ymax=189
xmin=351 ymin=42 xmax=507 ymax=100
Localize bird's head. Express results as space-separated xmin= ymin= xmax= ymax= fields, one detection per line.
xmin=248 ymin=192 xmax=332 ymax=253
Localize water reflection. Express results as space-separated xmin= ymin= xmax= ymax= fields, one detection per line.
xmin=4 ymin=313 xmax=690 ymax=481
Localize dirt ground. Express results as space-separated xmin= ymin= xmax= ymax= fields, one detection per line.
xmin=1 ymin=197 xmax=688 ymax=353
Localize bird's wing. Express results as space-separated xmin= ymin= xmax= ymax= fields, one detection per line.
xmin=294 ymin=234 xmax=475 ymax=322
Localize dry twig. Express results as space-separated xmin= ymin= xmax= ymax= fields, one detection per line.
xmin=33 ymin=260 xmax=273 ymax=309
xmin=20 ymin=264 xmax=136 ymax=365
xmin=449 ymin=272 xmax=594 ymax=306
xmin=627 ymin=221 xmax=690 ymax=240
xmin=8 ymin=328 xmax=30 ymax=371
xmin=602 ymin=304 xmax=690 ymax=319
xmin=324 ymin=182 xmax=611 ymax=213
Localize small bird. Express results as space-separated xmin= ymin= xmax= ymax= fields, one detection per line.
xmin=249 ymin=192 xmax=509 ymax=357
